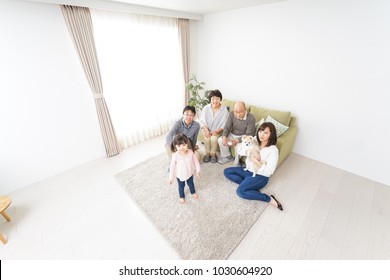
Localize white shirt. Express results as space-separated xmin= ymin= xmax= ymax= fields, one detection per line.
xmin=256 ymin=145 xmax=279 ymax=177
xmin=200 ymin=104 xmax=229 ymax=132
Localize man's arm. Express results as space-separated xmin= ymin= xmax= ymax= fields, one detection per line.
xmin=222 ymin=112 xmax=234 ymax=137
xmin=166 ymin=120 xmax=180 ymax=147
xmin=191 ymin=122 xmax=200 ymax=150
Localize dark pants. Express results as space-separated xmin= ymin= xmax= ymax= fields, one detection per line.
xmin=176 ymin=175 xmax=196 ymax=198
xmin=224 ymin=167 xmax=271 ymax=202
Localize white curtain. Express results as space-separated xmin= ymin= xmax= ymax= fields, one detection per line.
xmin=91 ymin=10 xmax=184 ymax=148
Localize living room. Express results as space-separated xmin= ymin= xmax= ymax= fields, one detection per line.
xmin=1 ymin=0 xmax=389 ymax=267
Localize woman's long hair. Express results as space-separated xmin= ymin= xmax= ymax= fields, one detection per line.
xmin=256 ymin=122 xmax=277 ymax=147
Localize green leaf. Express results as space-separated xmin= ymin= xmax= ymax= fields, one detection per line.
xmin=185 ymin=73 xmax=210 ymax=110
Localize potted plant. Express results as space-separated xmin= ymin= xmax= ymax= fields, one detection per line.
xmin=186 ymin=74 xmax=210 ymax=112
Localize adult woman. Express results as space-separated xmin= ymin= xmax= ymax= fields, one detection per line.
xmin=223 ymin=122 xmax=283 ymax=210
xmin=199 ymin=90 xmax=229 ymax=163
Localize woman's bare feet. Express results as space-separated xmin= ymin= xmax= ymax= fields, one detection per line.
xmin=179 ymin=198 xmax=185 ymax=204
xmin=269 ymin=197 xmax=278 ymax=208
xmin=193 ymin=193 xmax=199 ymax=199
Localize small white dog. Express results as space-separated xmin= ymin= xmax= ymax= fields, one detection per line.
xmin=235 ymin=135 xmax=260 ymax=176
xmin=245 ymin=147 xmax=261 ymax=177
xmin=235 ymin=135 xmax=254 ymax=165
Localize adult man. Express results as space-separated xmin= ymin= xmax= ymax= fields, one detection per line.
xmin=165 ymin=105 xmax=200 ymax=160
xmin=217 ymin=101 xmax=256 ymax=164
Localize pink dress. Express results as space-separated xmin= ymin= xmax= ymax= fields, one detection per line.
xmin=169 ymin=149 xmax=201 ymax=181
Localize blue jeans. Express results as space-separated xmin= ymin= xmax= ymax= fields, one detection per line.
xmin=224 ymin=167 xmax=271 ymax=202
xmin=176 ymin=175 xmax=196 ymax=198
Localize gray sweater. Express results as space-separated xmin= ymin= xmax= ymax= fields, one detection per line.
xmin=166 ymin=119 xmax=200 ymax=150
xmin=222 ymin=111 xmax=256 ymax=140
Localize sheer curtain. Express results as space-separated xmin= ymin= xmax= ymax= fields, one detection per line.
xmin=91 ymin=10 xmax=184 ymax=148
xmin=178 ymin=18 xmax=190 ymax=104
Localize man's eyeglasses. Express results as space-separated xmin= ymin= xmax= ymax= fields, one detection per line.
xmin=184 ymin=113 xmax=195 ymax=117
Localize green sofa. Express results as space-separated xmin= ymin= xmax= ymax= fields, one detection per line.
xmin=199 ymin=99 xmax=297 ymax=168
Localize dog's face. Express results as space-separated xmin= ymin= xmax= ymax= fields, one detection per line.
xmin=241 ymin=135 xmax=255 ymax=147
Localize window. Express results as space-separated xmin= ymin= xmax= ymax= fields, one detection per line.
xmin=91 ymin=10 xmax=184 ymax=147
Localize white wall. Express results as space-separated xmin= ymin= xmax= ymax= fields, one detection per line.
xmin=192 ymin=0 xmax=390 ymax=186
xmin=0 ymin=0 xmax=105 ymax=194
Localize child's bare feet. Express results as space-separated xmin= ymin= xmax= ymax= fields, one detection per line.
xmin=179 ymin=198 xmax=185 ymax=204
xmin=193 ymin=193 xmax=199 ymax=199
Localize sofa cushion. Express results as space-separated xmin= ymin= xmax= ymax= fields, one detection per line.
xmin=265 ymin=115 xmax=289 ymax=137
xmin=255 ymin=118 xmax=265 ymax=132
xmin=249 ymin=106 xmax=291 ymax=126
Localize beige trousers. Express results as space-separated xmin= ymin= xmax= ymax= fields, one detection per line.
xmin=203 ymin=134 xmax=221 ymax=155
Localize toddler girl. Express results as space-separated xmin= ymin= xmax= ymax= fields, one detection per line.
xmin=168 ymin=134 xmax=201 ymax=204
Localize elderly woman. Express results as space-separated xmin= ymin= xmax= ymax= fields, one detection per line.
xmin=199 ymin=90 xmax=229 ymax=163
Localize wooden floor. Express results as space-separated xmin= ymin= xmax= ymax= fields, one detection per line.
xmin=1 ymin=135 xmax=389 ymax=259
xmin=230 ymin=152 xmax=390 ymax=259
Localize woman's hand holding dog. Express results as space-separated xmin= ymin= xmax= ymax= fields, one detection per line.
xmin=250 ymin=152 xmax=261 ymax=166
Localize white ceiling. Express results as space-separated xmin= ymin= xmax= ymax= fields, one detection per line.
xmin=105 ymin=0 xmax=284 ymax=14
xmin=22 ymin=0 xmax=285 ymax=19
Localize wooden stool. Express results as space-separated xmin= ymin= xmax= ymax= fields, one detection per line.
xmin=0 ymin=196 xmax=12 ymax=244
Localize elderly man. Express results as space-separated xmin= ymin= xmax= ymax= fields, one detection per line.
xmin=217 ymin=101 xmax=256 ymax=164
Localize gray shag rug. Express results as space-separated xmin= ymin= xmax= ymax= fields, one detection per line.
xmin=115 ymin=153 xmax=267 ymax=260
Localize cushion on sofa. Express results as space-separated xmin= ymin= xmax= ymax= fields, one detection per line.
xmin=265 ymin=115 xmax=289 ymax=137
xmin=249 ymin=106 xmax=291 ymax=126
xmin=255 ymin=118 xmax=265 ymax=132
